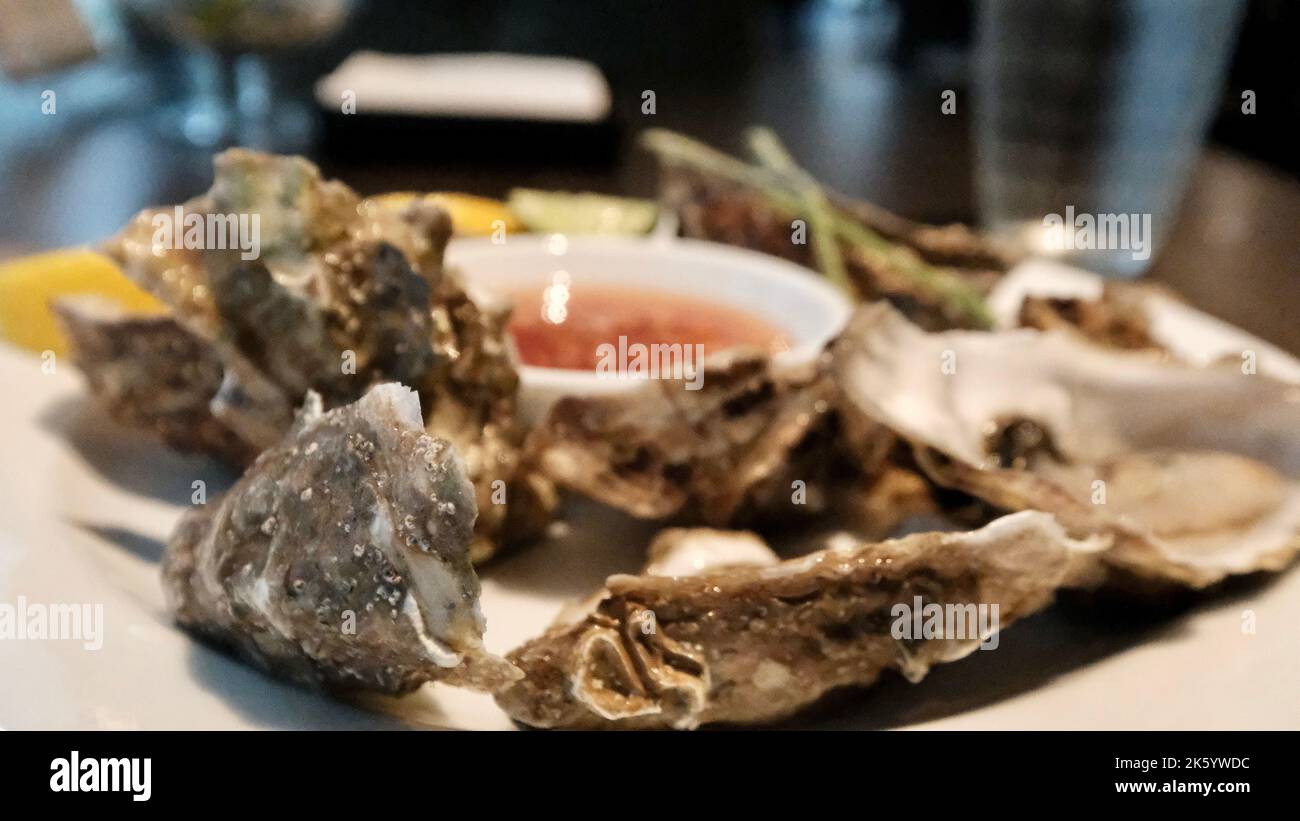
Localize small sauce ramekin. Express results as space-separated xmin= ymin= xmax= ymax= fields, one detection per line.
xmin=445 ymin=233 xmax=853 ymax=422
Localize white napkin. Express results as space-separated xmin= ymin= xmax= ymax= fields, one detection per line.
xmin=315 ymin=51 xmax=612 ymax=122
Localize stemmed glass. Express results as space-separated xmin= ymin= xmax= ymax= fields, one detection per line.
xmin=123 ymin=0 xmax=358 ymax=150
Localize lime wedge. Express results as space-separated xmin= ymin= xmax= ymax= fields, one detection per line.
xmin=507 ymin=189 xmax=659 ymax=235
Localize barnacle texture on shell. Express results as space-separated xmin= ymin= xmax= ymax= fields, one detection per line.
xmin=106 ymin=149 xmax=448 ymax=446
xmin=496 ymin=513 xmax=1101 ymax=729
xmin=833 ymin=302 xmax=1300 ymax=589
xmin=162 ymin=383 xmax=519 ymax=694
xmin=77 ymin=149 xmax=549 ymax=560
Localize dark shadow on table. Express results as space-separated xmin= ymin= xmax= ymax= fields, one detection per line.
xmin=71 ymin=521 xmax=166 ymax=563
xmin=182 ymin=639 xmax=421 ymax=730
xmin=39 ymin=395 xmax=238 ymax=506
xmin=484 ymin=495 xmax=660 ymax=599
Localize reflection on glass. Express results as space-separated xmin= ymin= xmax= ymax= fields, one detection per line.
xmin=974 ymin=0 xmax=1245 ymax=277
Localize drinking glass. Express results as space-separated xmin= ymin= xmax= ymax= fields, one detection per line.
xmin=974 ymin=0 xmax=1245 ymax=276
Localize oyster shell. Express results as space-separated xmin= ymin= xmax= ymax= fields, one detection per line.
xmin=419 ymin=277 xmax=556 ymax=562
xmin=53 ymin=297 xmax=257 ymax=465
xmin=107 ymin=150 xmax=444 ymax=432
xmin=833 ymin=302 xmax=1300 ymax=589
xmin=82 ymin=149 xmax=549 ymax=559
xmin=496 ymin=512 xmax=1102 ymax=729
xmin=162 ymin=383 xmax=519 ymax=693
xmin=1017 ymin=283 xmax=1163 ymax=353
xmin=524 ymin=349 xmax=864 ymax=527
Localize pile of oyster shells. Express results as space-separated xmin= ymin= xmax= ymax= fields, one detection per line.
xmin=56 ymin=151 xmax=1300 ymax=729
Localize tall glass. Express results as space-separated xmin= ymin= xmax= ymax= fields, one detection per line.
xmin=974 ymin=0 xmax=1245 ymax=276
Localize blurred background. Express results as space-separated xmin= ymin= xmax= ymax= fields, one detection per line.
xmin=0 ymin=0 xmax=1296 ymax=348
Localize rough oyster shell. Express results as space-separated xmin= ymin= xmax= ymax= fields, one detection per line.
xmin=80 ymin=149 xmax=550 ymax=560
xmin=523 ymin=349 xmax=861 ymax=527
xmin=833 ymin=302 xmax=1300 ymax=589
xmin=496 ymin=513 xmax=1102 ymax=729
xmin=53 ymin=297 xmax=257 ymax=465
xmin=162 ymin=383 xmax=519 ymax=694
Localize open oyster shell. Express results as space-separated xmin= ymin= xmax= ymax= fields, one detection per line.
xmin=496 ymin=513 xmax=1102 ymax=729
xmin=833 ymin=302 xmax=1300 ymax=589
xmin=523 ymin=349 xmax=873 ymax=527
xmin=162 ymin=383 xmax=520 ymax=694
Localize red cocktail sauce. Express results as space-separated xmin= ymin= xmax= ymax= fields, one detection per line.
xmin=506 ymin=284 xmax=789 ymax=371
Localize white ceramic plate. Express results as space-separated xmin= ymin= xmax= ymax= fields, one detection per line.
xmin=1 ymin=258 xmax=1297 ymax=730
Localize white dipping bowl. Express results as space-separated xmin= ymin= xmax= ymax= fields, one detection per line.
xmin=445 ymin=234 xmax=853 ymax=422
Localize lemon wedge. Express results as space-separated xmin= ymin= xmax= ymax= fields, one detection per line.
xmin=369 ymin=192 xmax=522 ymax=236
xmin=0 ymin=248 xmax=166 ymax=356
